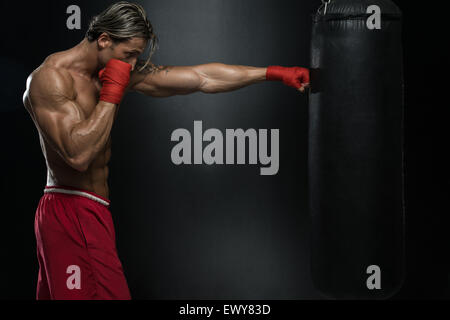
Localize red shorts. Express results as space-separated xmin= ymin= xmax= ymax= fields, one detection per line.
xmin=34 ymin=186 xmax=131 ymax=300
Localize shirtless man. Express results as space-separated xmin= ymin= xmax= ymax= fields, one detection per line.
xmin=23 ymin=1 xmax=309 ymax=300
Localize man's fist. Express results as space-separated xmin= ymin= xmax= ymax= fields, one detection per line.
xmin=99 ymin=59 xmax=132 ymax=104
xmin=266 ymin=66 xmax=310 ymax=92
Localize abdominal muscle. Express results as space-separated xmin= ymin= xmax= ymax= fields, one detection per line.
xmin=44 ymin=134 xmax=112 ymax=199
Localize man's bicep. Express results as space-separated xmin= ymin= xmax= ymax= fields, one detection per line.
xmin=129 ymin=61 xmax=171 ymax=94
xmin=129 ymin=61 xmax=201 ymax=97
xmin=28 ymin=69 xmax=82 ymax=158
xmin=32 ymin=99 xmax=81 ymax=155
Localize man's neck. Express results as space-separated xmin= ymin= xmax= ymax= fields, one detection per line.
xmin=67 ymin=38 xmax=102 ymax=79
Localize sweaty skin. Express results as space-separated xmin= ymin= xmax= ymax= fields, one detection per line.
xmin=23 ymin=36 xmax=274 ymax=199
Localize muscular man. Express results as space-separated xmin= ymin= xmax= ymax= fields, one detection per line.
xmin=23 ymin=1 xmax=309 ymax=300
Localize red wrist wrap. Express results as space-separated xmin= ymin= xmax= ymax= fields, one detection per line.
xmin=266 ymin=65 xmax=310 ymax=89
xmin=99 ymin=59 xmax=132 ymax=104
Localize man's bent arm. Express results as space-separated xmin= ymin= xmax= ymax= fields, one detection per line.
xmin=26 ymin=67 xmax=117 ymax=172
xmin=129 ymin=62 xmax=267 ymax=97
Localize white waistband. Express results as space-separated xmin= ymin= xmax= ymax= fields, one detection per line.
xmin=44 ymin=188 xmax=110 ymax=207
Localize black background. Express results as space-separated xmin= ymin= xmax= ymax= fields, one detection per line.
xmin=0 ymin=0 xmax=448 ymax=300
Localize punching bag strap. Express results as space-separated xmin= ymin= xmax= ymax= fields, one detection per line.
xmin=317 ymin=0 xmax=332 ymax=15
xmin=315 ymin=0 xmax=402 ymax=21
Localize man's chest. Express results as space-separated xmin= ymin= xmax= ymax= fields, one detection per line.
xmin=71 ymin=73 xmax=102 ymax=117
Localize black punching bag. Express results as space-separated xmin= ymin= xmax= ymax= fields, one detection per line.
xmin=308 ymin=0 xmax=404 ymax=299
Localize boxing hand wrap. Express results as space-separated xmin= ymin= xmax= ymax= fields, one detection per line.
xmin=266 ymin=66 xmax=310 ymax=90
xmin=99 ymin=59 xmax=132 ymax=104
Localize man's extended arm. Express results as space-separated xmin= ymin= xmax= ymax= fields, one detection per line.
xmin=128 ymin=61 xmax=309 ymax=97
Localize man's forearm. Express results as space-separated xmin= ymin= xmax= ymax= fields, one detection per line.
xmin=194 ymin=63 xmax=267 ymax=93
xmin=68 ymin=101 xmax=116 ymax=171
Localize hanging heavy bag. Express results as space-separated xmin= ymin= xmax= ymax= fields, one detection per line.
xmin=308 ymin=0 xmax=405 ymax=299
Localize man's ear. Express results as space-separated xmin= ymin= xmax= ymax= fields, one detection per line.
xmin=97 ymin=33 xmax=112 ymax=50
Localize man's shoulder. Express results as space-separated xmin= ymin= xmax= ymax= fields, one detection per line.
xmin=27 ymin=55 xmax=75 ymax=101
xmin=32 ymin=52 xmax=73 ymax=83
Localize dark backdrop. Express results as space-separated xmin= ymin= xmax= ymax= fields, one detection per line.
xmin=0 ymin=0 xmax=448 ymax=300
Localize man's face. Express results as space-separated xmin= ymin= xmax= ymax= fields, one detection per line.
xmin=98 ymin=34 xmax=148 ymax=71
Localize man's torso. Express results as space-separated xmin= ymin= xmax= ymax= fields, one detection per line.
xmin=23 ymin=51 xmax=117 ymax=198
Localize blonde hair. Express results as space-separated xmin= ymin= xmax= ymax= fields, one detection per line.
xmin=85 ymin=1 xmax=158 ymax=71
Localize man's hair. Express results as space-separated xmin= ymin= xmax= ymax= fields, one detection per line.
xmin=85 ymin=1 xmax=158 ymax=71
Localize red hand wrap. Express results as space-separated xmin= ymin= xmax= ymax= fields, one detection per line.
xmin=266 ymin=66 xmax=310 ymax=89
xmin=99 ymin=59 xmax=132 ymax=104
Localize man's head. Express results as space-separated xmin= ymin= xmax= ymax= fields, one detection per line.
xmin=85 ymin=1 xmax=158 ymax=71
